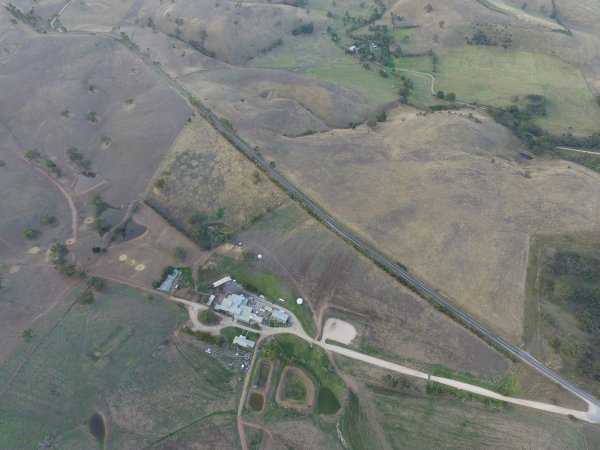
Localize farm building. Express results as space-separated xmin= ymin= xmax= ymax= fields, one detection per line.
xmin=233 ymin=335 xmax=255 ymax=349
xmin=272 ymin=310 xmax=289 ymax=323
xmin=158 ymin=269 xmax=182 ymax=292
xmin=215 ymin=294 xmax=263 ymax=325
xmin=207 ymin=294 xmax=215 ymax=306
xmin=212 ymin=276 xmax=232 ymax=288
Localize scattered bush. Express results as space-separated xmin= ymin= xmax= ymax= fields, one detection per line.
xmin=154 ymin=178 xmax=166 ymax=190
xmin=40 ymin=213 xmax=57 ymax=226
xmin=77 ymin=289 xmax=95 ymax=304
xmin=172 ymin=246 xmax=187 ymax=262
xmin=23 ymin=227 xmax=40 ymax=240
xmin=45 ymin=159 xmax=61 ymax=177
xmin=24 ymin=149 xmax=40 ymax=160
xmin=182 ymin=326 xmax=224 ymax=345
xmin=87 ymin=112 xmax=97 ymax=123
xmin=86 ymin=276 xmax=107 ymax=292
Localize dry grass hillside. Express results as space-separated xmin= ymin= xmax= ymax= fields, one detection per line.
xmin=136 ymin=0 xmax=323 ymax=64
xmin=0 ymin=31 xmax=190 ymax=207
xmin=258 ymin=108 xmax=600 ymax=342
xmin=146 ymin=116 xmax=287 ymax=234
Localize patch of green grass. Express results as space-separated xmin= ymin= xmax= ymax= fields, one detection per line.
xmin=217 ymin=256 xmax=316 ymax=337
xmin=317 ymin=386 xmax=341 ymax=414
xmin=436 ymin=47 xmax=600 ymax=134
xmin=176 ymin=266 xmax=194 ymax=287
xmin=249 ymin=33 xmax=398 ymax=104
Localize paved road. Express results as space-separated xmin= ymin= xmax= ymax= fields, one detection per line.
xmin=170 ymin=295 xmax=598 ymax=423
xmin=48 ymin=28 xmax=600 ymax=416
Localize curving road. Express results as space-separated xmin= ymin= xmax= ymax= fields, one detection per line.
xmin=47 ymin=28 xmax=600 ymax=417
xmin=171 ymin=294 xmax=598 ymax=423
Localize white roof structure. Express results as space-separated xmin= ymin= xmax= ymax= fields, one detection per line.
xmin=207 ymin=294 xmax=216 ymax=306
xmin=272 ymin=309 xmax=289 ymax=323
xmin=233 ymin=335 xmax=255 ymax=349
xmin=212 ymin=276 xmax=232 ymax=288
xmin=215 ymin=294 xmax=247 ymax=316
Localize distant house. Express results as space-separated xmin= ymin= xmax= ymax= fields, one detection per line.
xmin=212 ymin=276 xmax=232 ymax=288
xmin=272 ymin=309 xmax=289 ymax=324
xmin=233 ymin=335 xmax=255 ymax=349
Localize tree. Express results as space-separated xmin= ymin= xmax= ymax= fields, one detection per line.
xmin=435 ymin=90 xmax=445 ymax=99
xmin=40 ymin=213 xmax=57 ymax=226
xmin=86 ymin=276 xmax=107 ymax=291
xmin=21 ymin=328 xmax=33 ymax=341
xmin=424 ymin=3 xmax=433 ymax=12
xmin=172 ymin=246 xmax=187 ymax=262
xmin=77 ymin=289 xmax=95 ymax=304
xmin=24 ymin=148 xmax=40 ymax=160
xmin=87 ymin=112 xmax=97 ymax=123
xmin=23 ymin=227 xmax=40 ymax=240
xmin=445 ymin=92 xmax=456 ymax=102
xmin=59 ymin=263 xmax=78 ymax=277
xmin=60 ymin=109 xmax=69 ymax=117
xmin=154 ymin=178 xmax=166 ymax=190
xmin=0 ymin=160 xmax=5 ymax=168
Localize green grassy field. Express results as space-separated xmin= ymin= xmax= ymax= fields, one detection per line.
xmin=0 ymin=284 xmax=240 ymax=449
xmin=249 ymin=34 xmax=399 ymax=105
xmin=436 ymin=47 xmax=600 ymax=134
xmin=217 ymin=256 xmax=316 ymax=337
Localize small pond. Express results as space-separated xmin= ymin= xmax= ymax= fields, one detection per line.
xmin=317 ymin=387 xmax=340 ymax=414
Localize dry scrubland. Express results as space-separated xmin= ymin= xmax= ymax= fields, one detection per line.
xmin=257 ymin=110 xmax=600 ymax=343
xmin=146 ymin=116 xmax=286 ymax=233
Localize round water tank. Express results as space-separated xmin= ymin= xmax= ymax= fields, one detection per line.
xmin=296 ymin=298 xmax=303 ymax=305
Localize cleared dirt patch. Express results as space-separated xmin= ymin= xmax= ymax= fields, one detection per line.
xmin=322 ymin=318 xmax=357 ymax=345
xmin=275 ymin=366 xmax=315 ymax=413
